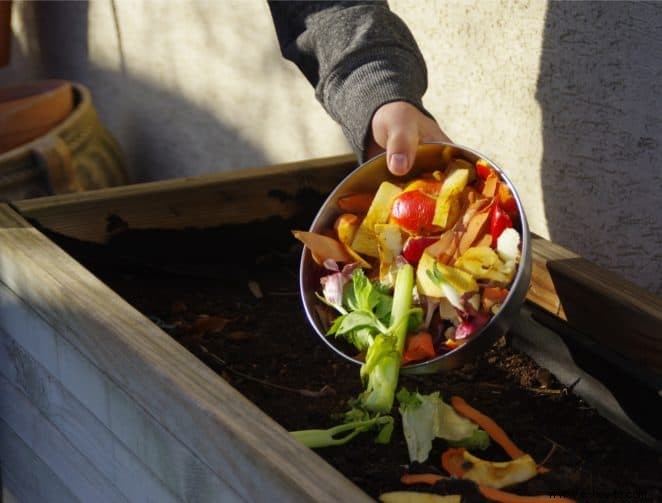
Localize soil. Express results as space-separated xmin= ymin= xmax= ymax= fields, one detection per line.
xmin=47 ymin=219 xmax=662 ymax=503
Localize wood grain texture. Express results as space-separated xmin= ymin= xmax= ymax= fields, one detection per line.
xmin=0 ymin=375 xmax=127 ymax=503
xmin=528 ymin=235 xmax=662 ymax=374
xmin=0 ymin=203 xmax=372 ymax=503
xmin=14 ymin=154 xmax=356 ymax=243
xmin=0 ymin=326 xmax=182 ymax=503
xmin=0 ymin=419 xmax=78 ymax=503
xmin=0 ymin=282 xmax=242 ymax=503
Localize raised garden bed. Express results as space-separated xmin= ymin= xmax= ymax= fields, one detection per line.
xmin=1 ymin=155 xmax=661 ymax=502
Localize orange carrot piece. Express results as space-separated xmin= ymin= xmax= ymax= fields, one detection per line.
xmin=403 ymin=332 xmax=436 ymax=363
xmin=479 ymin=486 xmax=575 ymax=503
xmin=497 ymin=183 xmax=517 ymax=216
xmin=333 ymin=213 xmax=360 ymax=245
xmin=450 ymin=396 xmax=526 ymax=460
xmin=400 ymin=471 xmax=574 ymax=503
xmin=292 ymin=230 xmax=355 ymax=265
xmin=481 ymin=173 xmax=499 ymax=198
xmin=424 ymin=229 xmax=460 ymax=265
xmin=337 ymin=193 xmax=374 ymax=214
xmin=400 ymin=473 xmax=445 ymax=486
xmin=440 ymin=448 xmax=466 ymax=477
xmin=457 ymin=204 xmax=492 ymax=255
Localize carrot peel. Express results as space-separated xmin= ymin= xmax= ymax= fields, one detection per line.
xmin=400 ymin=473 xmax=446 ymax=486
xmin=450 ymin=396 xmax=526 ymax=460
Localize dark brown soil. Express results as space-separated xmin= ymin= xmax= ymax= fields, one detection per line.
xmin=48 ymin=222 xmax=662 ymax=502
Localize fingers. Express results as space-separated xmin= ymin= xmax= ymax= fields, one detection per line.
xmin=369 ymin=101 xmax=450 ymax=176
xmin=384 ymin=121 xmax=418 ymax=176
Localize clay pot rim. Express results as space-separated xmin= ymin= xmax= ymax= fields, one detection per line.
xmin=0 ymin=81 xmax=91 ymax=160
xmin=0 ymin=79 xmax=71 ymax=106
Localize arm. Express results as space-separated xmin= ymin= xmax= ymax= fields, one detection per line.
xmin=268 ymin=1 xmax=448 ymax=174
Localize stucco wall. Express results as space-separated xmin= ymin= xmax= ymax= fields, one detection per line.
xmin=1 ymin=0 xmax=661 ymax=294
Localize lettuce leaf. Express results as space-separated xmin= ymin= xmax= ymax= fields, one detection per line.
xmin=397 ymin=389 xmax=490 ymax=463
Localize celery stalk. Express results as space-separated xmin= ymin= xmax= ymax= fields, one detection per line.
xmin=359 ymin=264 xmax=414 ymax=413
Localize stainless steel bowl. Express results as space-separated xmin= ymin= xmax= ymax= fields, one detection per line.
xmin=299 ymin=142 xmax=532 ymax=374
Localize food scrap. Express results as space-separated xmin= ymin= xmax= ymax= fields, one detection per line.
xmin=294 ymin=154 xmax=522 ymax=373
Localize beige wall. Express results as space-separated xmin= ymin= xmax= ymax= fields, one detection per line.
xmin=2 ymin=0 xmax=661 ymax=294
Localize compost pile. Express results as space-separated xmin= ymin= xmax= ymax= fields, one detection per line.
xmin=49 ymin=219 xmax=662 ymax=502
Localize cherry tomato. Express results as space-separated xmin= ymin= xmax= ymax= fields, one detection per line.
xmin=402 ymin=235 xmax=440 ymax=266
xmin=489 ymin=202 xmax=513 ymax=247
xmin=390 ymin=189 xmax=440 ymax=235
xmin=475 ymin=159 xmax=494 ymax=180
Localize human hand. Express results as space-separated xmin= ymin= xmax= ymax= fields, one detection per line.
xmin=366 ymin=101 xmax=451 ymax=176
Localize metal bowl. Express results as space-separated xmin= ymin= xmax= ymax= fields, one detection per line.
xmin=299 ymin=142 xmax=532 ymax=374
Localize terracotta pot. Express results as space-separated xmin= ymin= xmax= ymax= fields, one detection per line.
xmin=0 ymin=81 xmax=128 ymax=200
xmin=0 ymin=80 xmax=74 ymax=154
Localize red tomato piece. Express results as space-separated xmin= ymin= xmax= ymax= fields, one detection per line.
xmin=475 ymin=159 xmax=494 ymax=180
xmin=390 ymin=189 xmax=440 ymax=235
xmin=497 ymin=182 xmax=518 ymax=218
xmin=402 ymin=235 xmax=440 ymax=266
xmin=489 ymin=202 xmax=513 ymax=247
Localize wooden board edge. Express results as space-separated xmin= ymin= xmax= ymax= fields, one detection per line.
xmin=528 ymin=235 xmax=662 ymax=374
xmin=0 ymin=204 xmax=372 ymax=503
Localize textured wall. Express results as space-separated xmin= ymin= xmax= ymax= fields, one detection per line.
xmin=1 ymin=0 xmax=660 ymax=293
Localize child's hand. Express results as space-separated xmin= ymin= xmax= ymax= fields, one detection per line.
xmin=367 ymin=101 xmax=450 ymax=175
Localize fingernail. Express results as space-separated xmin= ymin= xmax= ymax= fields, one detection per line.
xmin=389 ymin=153 xmax=408 ymax=175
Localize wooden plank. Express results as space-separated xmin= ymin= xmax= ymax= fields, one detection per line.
xmin=0 ymin=283 xmax=242 ymax=503
xmin=527 ymin=235 xmax=662 ymax=374
xmin=0 ymin=418 xmax=78 ymax=503
xmin=0 ymin=326 xmax=182 ymax=503
xmin=0 ymin=375 xmax=127 ymax=503
xmin=0 ymin=204 xmax=371 ymax=502
xmin=13 ymin=155 xmax=356 ymax=243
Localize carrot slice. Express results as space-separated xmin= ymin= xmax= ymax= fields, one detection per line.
xmin=424 ymin=229 xmax=460 ymax=265
xmin=403 ymin=332 xmax=436 ymax=363
xmin=450 ymin=396 xmax=526 ymax=460
xmin=481 ymin=173 xmax=499 ymax=198
xmin=337 ymin=193 xmax=374 ymax=214
xmin=479 ymin=486 xmax=575 ymax=503
xmin=333 ymin=213 xmax=360 ymax=245
xmin=293 ymin=230 xmax=369 ymax=268
xmin=401 ymin=471 xmax=573 ymax=503
xmin=400 ymin=473 xmax=446 ymax=486
xmin=440 ymin=448 xmax=466 ymax=477
xmin=457 ymin=204 xmax=492 ymax=256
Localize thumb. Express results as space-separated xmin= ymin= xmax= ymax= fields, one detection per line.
xmin=385 ymin=123 xmax=418 ymax=176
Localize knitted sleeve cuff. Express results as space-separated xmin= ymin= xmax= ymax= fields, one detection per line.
xmin=318 ymin=47 xmax=432 ymax=161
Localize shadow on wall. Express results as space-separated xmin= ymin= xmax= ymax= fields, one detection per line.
xmin=536 ymin=1 xmax=662 ymax=294
xmin=8 ymin=1 xmax=269 ymax=183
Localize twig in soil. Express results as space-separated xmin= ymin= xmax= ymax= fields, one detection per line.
xmin=525 ymin=386 xmax=565 ymax=395
xmin=521 ymin=378 xmax=582 ymax=397
xmin=539 ymin=438 xmax=559 ymax=467
xmin=198 ymin=345 xmax=336 ymax=398
xmin=542 ymin=436 xmax=571 ymax=454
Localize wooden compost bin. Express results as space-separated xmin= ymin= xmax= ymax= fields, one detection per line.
xmin=0 ymin=154 xmax=660 ymax=502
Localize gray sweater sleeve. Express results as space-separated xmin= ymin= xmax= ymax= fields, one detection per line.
xmin=268 ymin=1 xmax=432 ymax=161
